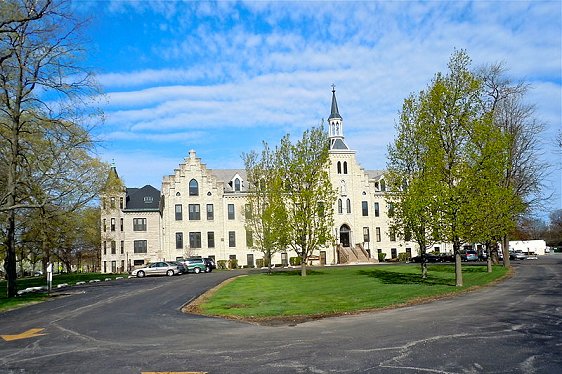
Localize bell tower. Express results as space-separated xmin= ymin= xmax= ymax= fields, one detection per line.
xmin=328 ymin=85 xmax=349 ymax=150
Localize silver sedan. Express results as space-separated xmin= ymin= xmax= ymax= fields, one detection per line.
xmin=131 ymin=261 xmax=181 ymax=278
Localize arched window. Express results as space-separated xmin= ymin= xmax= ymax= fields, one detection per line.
xmin=189 ymin=179 xmax=199 ymax=196
xmin=338 ymin=199 xmax=343 ymax=214
xmin=380 ymin=179 xmax=386 ymax=192
xmin=346 ymin=198 xmax=351 ymax=213
xmin=337 ymin=161 xmax=342 ymax=174
xmin=234 ymin=178 xmax=241 ymax=192
xmin=343 ymin=161 xmax=348 ymax=174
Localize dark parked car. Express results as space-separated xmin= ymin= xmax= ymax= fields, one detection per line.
xmin=411 ymin=253 xmax=442 ymax=263
xmin=203 ymin=257 xmax=216 ymax=272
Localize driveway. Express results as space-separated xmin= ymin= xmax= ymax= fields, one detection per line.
xmin=1 ymin=257 xmax=561 ymax=373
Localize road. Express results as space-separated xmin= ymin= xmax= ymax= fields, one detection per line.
xmin=1 ymin=256 xmax=561 ymax=373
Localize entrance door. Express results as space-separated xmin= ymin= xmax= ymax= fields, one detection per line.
xmin=340 ymin=224 xmax=351 ymax=247
xmin=320 ymin=251 xmax=326 ymax=265
xmin=247 ymin=254 xmax=254 ymax=268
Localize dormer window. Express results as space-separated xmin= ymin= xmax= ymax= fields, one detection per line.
xmin=144 ymin=196 xmax=153 ymax=204
xmin=234 ymin=178 xmax=241 ymax=192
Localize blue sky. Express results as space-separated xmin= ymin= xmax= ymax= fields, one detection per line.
xmin=76 ymin=1 xmax=561 ymax=217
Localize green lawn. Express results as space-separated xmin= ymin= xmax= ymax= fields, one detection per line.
xmin=0 ymin=273 xmax=127 ymax=312
xmin=195 ymin=264 xmax=509 ymax=319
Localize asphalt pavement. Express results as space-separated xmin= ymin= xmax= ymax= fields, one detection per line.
xmin=1 ymin=256 xmax=561 ymax=373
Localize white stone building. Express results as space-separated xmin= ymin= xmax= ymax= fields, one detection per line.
xmin=100 ymin=89 xmax=432 ymax=273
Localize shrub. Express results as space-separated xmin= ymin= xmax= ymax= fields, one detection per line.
xmin=398 ymin=253 xmax=410 ymax=262
xmin=378 ymin=252 xmax=387 ymax=262
xmin=228 ymin=259 xmax=238 ymax=269
xmin=289 ymin=256 xmax=302 ymax=266
xmin=217 ymin=260 xmax=228 ymax=270
xmin=256 ymin=258 xmax=264 ymax=268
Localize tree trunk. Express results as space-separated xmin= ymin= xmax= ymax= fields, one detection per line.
xmin=454 ymin=240 xmax=463 ymax=287
xmin=421 ymin=261 xmax=428 ymax=279
xmin=486 ymin=245 xmax=492 ymax=273
xmin=501 ymin=235 xmax=511 ymax=268
xmin=300 ymin=256 xmax=307 ymax=276
xmin=5 ymin=210 xmax=17 ymax=297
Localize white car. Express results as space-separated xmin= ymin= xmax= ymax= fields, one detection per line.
xmin=131 ymin=262 xmax=181 ymax=277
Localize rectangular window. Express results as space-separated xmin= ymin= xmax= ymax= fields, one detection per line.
xmin=111 ymin=261 xmax=116 ymax=273
xmin=374 ymin=202 xmax=380 ymax=217
xmin=103 ymin=241 xmax=107 ymax=255
xmin=363 ymin=227 xmax=370 ymax=242
xmin=176 ymin=232 xmax=183 ymax=249
xmin=110 ymin=197 xmax=115 ymax=208
xmin=391 ymin=248 xmax=397 ymax=259
xmin=133 ymin=218 xmax=147 ymax=231
xmin=362 ymin=201 xmax=368 ymax=216
xmin=388 ymin=202 xmax=395 ymax=217
xmin=133 ymin=240 xmax=147 ymax=253
xmin=390 ymin=228 xmax=396 ymax=242
xmin=245 ymin=204 xmax=252 ymax=219
xmin=207 ymin=204 xmax=214 ymax=220
xmin=111 ymin=218 xmax=116 ymax=232
xmin=120 ymin=218 xmax=123 ymax=231
xmin=189 ymin=204 xmax=200 ymax=220
xmin=228 ymin=204 xmax=235 ymax=220
xmin=246 ymin=228 xmax=253 ymax=247
xmin=229 ymin=231 xmax=236 ymax=247
xmin=376 ymin=227 xmax=381 ymax=242
xmin=207 ymin=232 xmax=215 ymax=248
xmin=119 ymin=197 xmax=123 ymax=209
xmin=189 ymin=232 xmax=202 ymax=249
xmin=120 ymin=240 xmax=124 ymax=254
xmin=133 ymin=259 xmax=144 ymax=266
xmin=103 ymin=219 xmax=106 ymax=232
xmin=121 ymin=260 xmax=125 ymax=272
xmin=175 ymin=204 xmax=183 ymax=220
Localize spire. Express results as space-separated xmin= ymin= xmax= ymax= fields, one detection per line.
xmin=328 ymin=84 xmax=342 ymax=120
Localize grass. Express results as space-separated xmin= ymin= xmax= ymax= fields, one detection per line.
xmin=0 ymin=272 xmax=127 ymax=312
xmin=194 ymin=264 xmax=509 ymax=320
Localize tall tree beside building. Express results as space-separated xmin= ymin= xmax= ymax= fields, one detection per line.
xmin=243 ymin=143 xmax=289 ymax=273
xmin=276 ymin=126 xmax=336 ymax=276
xmin=0 ymin=0 xmax=104 ymax=297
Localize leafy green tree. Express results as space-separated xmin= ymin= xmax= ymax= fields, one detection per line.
xmin=243 ymin=143 xmax=289 ymax=273
xmin=276 ymin=126 xmax=336 ymax=276
xmin=0 ymin=1 xmax=103 ymax=296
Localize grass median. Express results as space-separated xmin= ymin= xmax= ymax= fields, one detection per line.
xmin=0 ymin=273 xmax=127 ymax=312
xmin=187 ymin=264 xmax=509 ymax=323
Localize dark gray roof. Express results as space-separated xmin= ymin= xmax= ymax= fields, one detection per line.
xmin=331 ymin=138 xmax=349 ymax=150
xmin=328 ymin=88 xmax=342 ymax=120
xmin=125 ymin=185 xmax=160 ymax=211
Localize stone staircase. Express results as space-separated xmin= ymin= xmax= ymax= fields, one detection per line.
xmin=337 ymin=243 xmax=378 ymax=264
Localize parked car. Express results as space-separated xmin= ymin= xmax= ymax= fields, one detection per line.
xmin=131 ymin=262 xmax=181 ymax=278
xmin=509 ymin=251 xmax=527 ymax=260
xmin=167 ymin=261 xmax=188 ymax=274
xmin=462 ymin=250 xmax=479 ymax=262
xmin=179 ymin=258 xmax=207 ymax=274
xmin=411 ymin=253 xmax=442 ymax=263
xmin=203 ymin=257 xmax=216 ymax=272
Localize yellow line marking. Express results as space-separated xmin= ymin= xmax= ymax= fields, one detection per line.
xmin=1 ymin=328 xmax=47 ymax=342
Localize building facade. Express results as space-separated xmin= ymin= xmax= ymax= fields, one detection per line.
xmin=100 ymin=89 xmax=432 ymax=273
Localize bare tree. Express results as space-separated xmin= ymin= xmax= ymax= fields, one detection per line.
xmin=0 ymin=0 xmax=104 ymax=297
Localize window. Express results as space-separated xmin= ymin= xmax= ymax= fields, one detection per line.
xmin=362 ymin=201 xmax=368 ymax=216
xmin=188 ymin=204 xmax=200 ymax=220
xmin=144 ymin=196 xmax=153 ymax=204
xmin=391 ymin=248 xmax=397 ymax=259
xmin=206 ymin=204 xmax=214 ymax=220
xmin=133 ymin=218 xmax=147 ymax=231
xmin=207 ymin=232 xmax=215 ymax=248
xmin=176 ymin=232 xmax=183 ymax=249
xmin=390 ymin=229 xmax=396 ymax=242
xmin=234 ymin=178 xmax=241 ymax=192
xmin=175 ymin=204 xmax=183 ymax=220
xmin=337 ymin=161 xmax=342 ymax=174
xmin=388 ymin=202 xmax=394 ymax=217
xmin=103 ymin=241 xmax=107 ymax=255
xmin=406 ymin=248 xmax=412 ymax=258
xmin=380 ymin=179 xmax=386 ymax=192
xmin=119 ymin=197 xmax=123 ymax=209
xmin=120 ymin=240 xmax=124 ymax=254
xmin=338 ymin=199 xmax=343 ymax=214
xmin=121 ymin=260 xmax=125 ymax=272
xmin=189 ymin=179 xmax=199 ymax=196
xmin=246 ymin=228 xmax=253 ymax=247
xmin=133 ymin=240 xmax=147 ymax=253
xmin=228 ymin=204 xmax=235 ymax=220
xmin=111 ymin=218 xmax=115 ymax=232
xmin=111 ymin=240 xmax=116 ymax=254
xmin=120 ymin=218 xmax=123 ymax=231
xmin=363 ymin=227 xmax=370 ymax=242
xmin=245 ymin=204 xmax=252 ymax=219
xmin=346 ymin=198 xmax=351 ymax=214
xmin=189 ymin=232 xmax=201 ymax=248
xmin=110 ymin=197 xmax=115 ymax=208
xmin=376 ymin=227 xmax=381 ymax=242
xmin=434 ymin=246 xmax=440 ymax=253
xmin=229 ymin=231 xmax=236 ymax=247
xmin=103 ymin=219 xmax=106 ymax=232
xmin=343 ymin=161 xmax=348 ymax=174
xmin=374 ymin=202 xmax=380 ymax=217
xmin=133 ymin=259 xmax=144 ymax=266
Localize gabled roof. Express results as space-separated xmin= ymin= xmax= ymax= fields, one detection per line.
xmin=125 ymin=185 xmax=160 ymax=211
